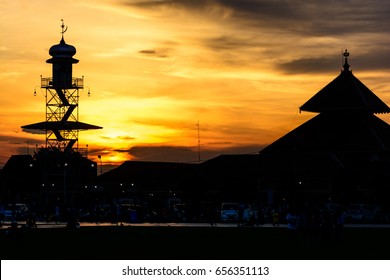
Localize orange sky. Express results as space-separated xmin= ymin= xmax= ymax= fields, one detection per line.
xmin=1 ymin=0 xmax=390 ymax=171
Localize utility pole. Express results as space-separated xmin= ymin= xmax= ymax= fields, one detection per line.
xmin=197 ymin=120 xmax=201 ymax=162
xmin=98 ymin=155 xmax=102 ymax=175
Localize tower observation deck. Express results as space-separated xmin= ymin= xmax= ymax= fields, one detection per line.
xmin=22 ymin=21 xmax=102 ymax=153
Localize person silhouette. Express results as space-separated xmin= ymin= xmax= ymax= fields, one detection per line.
xmin=272 ymin=209 xmax=280 ymax=226
xmin=286 ymin=207 xmax=299 ymax=243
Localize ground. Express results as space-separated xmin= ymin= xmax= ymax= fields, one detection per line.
xmin=1 ymin=224 xmax=389 ymax=260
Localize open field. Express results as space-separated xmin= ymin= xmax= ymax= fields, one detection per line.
xmin=1 ymin=224 xmax=390 ymax=260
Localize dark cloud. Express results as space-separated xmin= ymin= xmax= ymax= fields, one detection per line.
xmin=277 ymin=48 xmax=390 ymax=74
xmin=139 ymin=49 xmax=157 ymax=54
xmin=277 ymin=55 xmax=345 ymax=74
xmin=218 ymin=0 xmax=390 ymax=35
xmin=125 ymin=0 xmax=212 ymax=9
xmin=123 ymin=0 xmax=390 ymax=36
xmin=0 ymin=134 xmax=42 ymax=146
xmin=127 ymin=144 xmax=265 ymax=163
xmin=347 ymin=50 xmax=390 ymax=72
xmin=100 ymin=135 xmax=136 ymax=141
xmin=21 ymin=128 xmax=46 ymax=135
xmin=204 ymin=35 xmax=257 ymax=51
xmin=235 ymin=0 xmax=390 ymax=36
xmin=118 ymin=135 xmax=136 ymax=141
xmin=122 ymin=0 xmax=390 ymax=73
xmin=0 ymin=134 xmax=43 ymax=166
xmin=128 ymin=145 xmax=199 ymax=162
xmin=139 ymin=49 xmax=168 ymax=58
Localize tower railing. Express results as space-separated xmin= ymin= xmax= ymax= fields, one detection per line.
xmin=41 ymin=77 xmax=84 ymax=89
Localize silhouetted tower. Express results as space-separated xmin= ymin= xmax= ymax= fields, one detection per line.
xmin=20 ymin=21 xmax=102 ymax=210
xmin=22 ymin=20 xmax=102 ymax=152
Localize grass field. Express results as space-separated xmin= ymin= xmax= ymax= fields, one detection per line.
xmin=1 ymin=225 xmax=390 ymax=260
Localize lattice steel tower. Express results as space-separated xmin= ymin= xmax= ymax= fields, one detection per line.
xmin=22 ymin=20 xmax=102 ymax=152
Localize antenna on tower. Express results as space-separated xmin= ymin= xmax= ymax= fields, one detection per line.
xmin=196 ymin=120 xmax=201 ymax=162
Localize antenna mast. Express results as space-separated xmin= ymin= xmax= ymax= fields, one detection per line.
xmin=197 ymin=120 xmax=201 ymax=162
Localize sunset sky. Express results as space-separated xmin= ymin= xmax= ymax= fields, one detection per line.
xmin=1 ymin=0 xmax=390 ymax=171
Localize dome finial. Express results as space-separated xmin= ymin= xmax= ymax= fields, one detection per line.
xmin=60 ymin=19 xmax=68 ymax=43
xmin=343 ymin=49 xmax=350 ymax=71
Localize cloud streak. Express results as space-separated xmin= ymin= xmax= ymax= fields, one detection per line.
xmin=123 ymin=0 xmax=390 ymax=35
xmin=139 ymin=49 xmax=169 ymax=58
xmin=122 ymin=0 xmax=390 ymax=74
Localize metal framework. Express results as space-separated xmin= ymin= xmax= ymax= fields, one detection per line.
xmin=42 ymin=76 xmax=83 ymax=151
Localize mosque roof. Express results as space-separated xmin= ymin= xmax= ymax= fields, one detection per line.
xmin=299 ymin=50 xmax=390 ymax=114
xmin=260 ymin=113 xmax=390 ymax=155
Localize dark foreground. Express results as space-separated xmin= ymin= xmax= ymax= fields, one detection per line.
xmin=1 ymin=225 xmax=389 ymax=260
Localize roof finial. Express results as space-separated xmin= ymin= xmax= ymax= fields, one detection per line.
xmin=60 ymin=19 xmax=68 ymax=43
xmin=343 ymin=49 xmax=350 ymax=71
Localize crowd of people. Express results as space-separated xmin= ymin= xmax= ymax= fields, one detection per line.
xmin=282 ymin=204 xmax=348 ymax=244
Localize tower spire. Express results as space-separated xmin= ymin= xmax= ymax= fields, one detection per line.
xmin=343 ymin=49 xmax=350 ymax=71
xmin=60 ymin=19 xmax=68 ymax=42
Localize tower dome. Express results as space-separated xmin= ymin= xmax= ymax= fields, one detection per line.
xmin=48 ymin=37 xmax=77 ymax=58
xmin=46 ymin=20 xmax=78 ymax=64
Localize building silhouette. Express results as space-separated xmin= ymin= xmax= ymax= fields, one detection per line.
xmin=257 ymin=50 xmax=390 ymax=207
xmin=98 ymin=50 xmax=390 ymax=213
xmin=1 ymin=22 xmax=102 ymax=217
xmin=2 ymin=40 xmax=390 ymax=220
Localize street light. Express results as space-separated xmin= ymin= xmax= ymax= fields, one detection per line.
xmin=97 ymin=155 xmax=102 ymax=175
xmin=64 ymin=162 xmax=68 ymax=207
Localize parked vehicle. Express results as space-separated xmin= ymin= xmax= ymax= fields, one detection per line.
xmin=220 ymin=202 xmax=240 ymax=222
xmin=3 ymin=203 xmax=29 ymax=221
xmin=348 ymin=203 xmax=380 ymax=222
